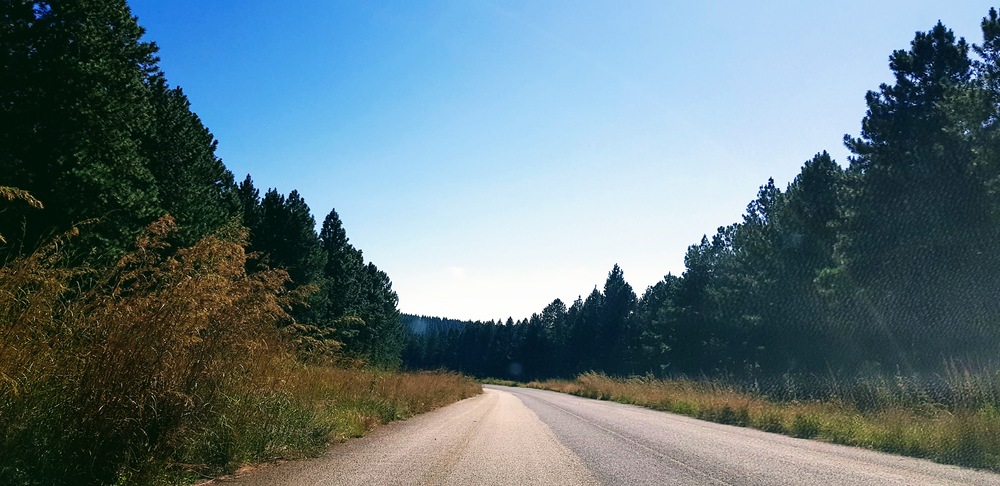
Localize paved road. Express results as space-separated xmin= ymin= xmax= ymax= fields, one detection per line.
xmin=220 ymin=387 xmax=596 ymax=486
xmin=220 ymin=385 xmax=1000 ymax=485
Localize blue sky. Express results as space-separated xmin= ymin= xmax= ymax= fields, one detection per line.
xmin=128 ymin=1 xmax=995 ymax=321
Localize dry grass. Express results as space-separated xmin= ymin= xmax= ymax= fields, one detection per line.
xmin=166 ymin=366 xmax=480 ymax=484
xmin=282 ymin=367 xmax=481 ymax=440
xmin=528 ymin=372 xmax=1000 ymax=472
xmin=0 ymin=217 xmax=479 ymax=485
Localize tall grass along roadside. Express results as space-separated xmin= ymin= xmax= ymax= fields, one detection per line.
xmin=529 ymin=371 xmax=1000 ymax=472
xmin=0 ymin=217 xmax=480 ymax=485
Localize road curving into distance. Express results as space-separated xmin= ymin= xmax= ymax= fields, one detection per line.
xmin=220 ymin=384 xmax=1000 ymax=485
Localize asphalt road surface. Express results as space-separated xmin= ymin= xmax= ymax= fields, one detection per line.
xmin=220 ymin=385 xmax=1000 ymax=485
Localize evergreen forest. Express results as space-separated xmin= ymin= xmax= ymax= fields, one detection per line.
xmin=0 ymin=2 xmax=457 ymax=482
xmin=0 ymin=0 xmax=405 ymax=368
xmin=404 ymin=10 xmax=1000 ymax=382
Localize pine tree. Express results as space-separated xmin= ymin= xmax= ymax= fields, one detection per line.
xmin=236 ymin=175 xmax=263 ymax=239
xmin=569 ymin=288 xmax=604 ymax=372
xmin=633 ymin=275 xmax=681 ymax=375
xmin=841 ymin=20 xmax=995 ymax=366
xmin=319 ymin=209 xmax=364 ymax=318
xmin=254 ymin=189 xmax=326 ymax=287
xmin=601 ymin=264 xmax=637 ymax=374
xmin=144 ymin=75 xmax=237 ymax=246
xmin=0 ymin=0 xmax=162 ymax=257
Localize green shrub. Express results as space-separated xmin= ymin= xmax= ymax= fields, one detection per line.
xmin=792 ymin=413 xmax=823 ymax=438
xmin=755 ymin=410 xmax=787 ymax=433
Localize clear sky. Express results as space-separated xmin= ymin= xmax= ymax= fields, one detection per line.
xmin=128 ymin=1 xmax=995 ymax=322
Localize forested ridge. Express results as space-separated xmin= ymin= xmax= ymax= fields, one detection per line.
xmin=405 ymin=10 xmax=1000 ymax=381
xmin=0 ymin=0 xmax=404 ymax=368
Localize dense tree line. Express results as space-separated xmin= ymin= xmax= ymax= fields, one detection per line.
xmin=405 ymin=10 xmax=1000 ymax=380
xmin=0 ymin=0 xmax=403 ymax=367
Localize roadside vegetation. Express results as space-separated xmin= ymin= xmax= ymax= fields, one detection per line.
xmin=479 ymin=378 xmax=522 ymax=387
xmin=529 ymin=372 xmax=1000 ymax=472
xmin=0 ymin=217 xmax=480 ymax=485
